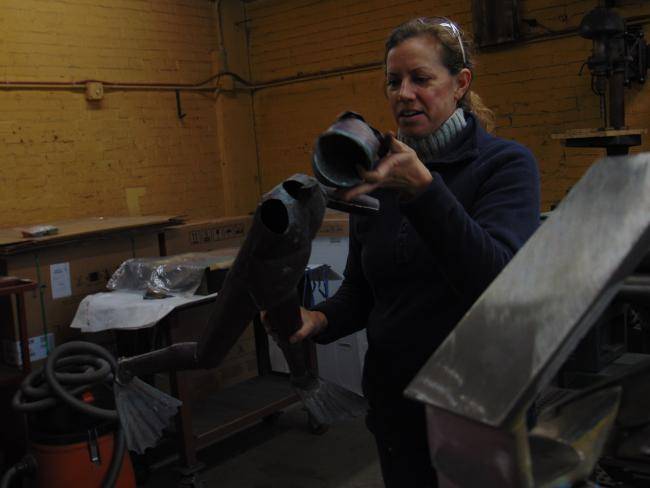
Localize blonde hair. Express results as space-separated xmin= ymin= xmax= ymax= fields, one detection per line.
xmin=384 ymin=17 xmax=496 ymax=133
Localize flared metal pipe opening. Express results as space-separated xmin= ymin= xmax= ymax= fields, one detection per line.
xmin=260 ymin=198 xmax=289 ymax=234
xmin=314 ymin=132 xmax=370 ymax=187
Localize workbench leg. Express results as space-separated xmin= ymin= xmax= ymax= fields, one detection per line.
xmin=170 ymin=368 xmax=206 ymax=486
xmin=166 ymin=314 xmax=205 ymax=486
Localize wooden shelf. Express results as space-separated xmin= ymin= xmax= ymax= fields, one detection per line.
xmin=0 ymin=278 xmax=38 ymax=378
xmin=0 ymin=216 xmax=181 ymax=255
xmin=551 ymin=128 xmax=647 ymax=140
xmin=550 ymin=128 xmax=646 ymax=152
xmin=190 ymin=374 xmax=297 ymax=450
xmin=0 ymin=279 xmax=38 ymax=296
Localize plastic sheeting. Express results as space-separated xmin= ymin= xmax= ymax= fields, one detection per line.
xmin=107 ymin=252 xmax=234 ymax=297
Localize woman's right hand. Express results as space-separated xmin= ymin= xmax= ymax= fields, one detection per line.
xmin=261 ymin=307 xmax=328 ymax=344
xmin=339 ymin=132 xmax=433 ymax=201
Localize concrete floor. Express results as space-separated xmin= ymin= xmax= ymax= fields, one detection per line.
xmin=143 ymin=404 xmax=384 ymax=488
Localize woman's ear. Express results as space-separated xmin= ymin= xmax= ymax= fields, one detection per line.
xmin=454 ymin=68 xmax=472 ymax=102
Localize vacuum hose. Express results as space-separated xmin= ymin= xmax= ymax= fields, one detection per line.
xmin=10 ymin=341 xmax=126 ymax=488
xmin=0 ymin=455 xmax=36 ymax=488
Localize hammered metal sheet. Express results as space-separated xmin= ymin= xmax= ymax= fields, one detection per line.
xmin=405 ymin=155 xmax=650 ymax=427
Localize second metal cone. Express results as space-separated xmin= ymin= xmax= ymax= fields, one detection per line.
xmin=294 ymin=375 xmax=368 ymax=426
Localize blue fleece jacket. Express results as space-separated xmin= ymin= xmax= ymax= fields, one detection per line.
xmin=312 ymin=113 xmax=541 ymax=400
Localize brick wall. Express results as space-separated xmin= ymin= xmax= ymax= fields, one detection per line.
xmin=245 ymin=0 xmax=650 ymax=210
xmin=4 ymin=1 xmax=650 ymax=223
xmin=1 ymin=0 xmax=226 ymax=227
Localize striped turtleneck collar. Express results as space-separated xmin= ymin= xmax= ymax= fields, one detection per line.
xmin=397 ymin=108 xmax=467 ymax=163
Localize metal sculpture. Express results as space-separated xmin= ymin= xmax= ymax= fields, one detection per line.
xmin=117 ymin=174 xmax=368 ymax=448
xmin=406 ymin=154 xmax=650 ymax=487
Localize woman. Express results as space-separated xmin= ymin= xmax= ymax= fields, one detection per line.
xmin=292 ymin=17 xmax=540 ymax=487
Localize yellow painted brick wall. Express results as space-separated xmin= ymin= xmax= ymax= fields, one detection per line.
xmin=4 ymin=1 xmax=650 ymax=221
xmin=245 ymin=0 xmax=650 ymax=210
xmin=1 ymin=0 xmax=227 ymax=227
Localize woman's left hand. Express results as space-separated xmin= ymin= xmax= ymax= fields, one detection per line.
xmin=340 ymin=132 xmax=433 ymax=201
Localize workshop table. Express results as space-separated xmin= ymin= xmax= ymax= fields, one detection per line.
xmin=155 ymin=295 xmax=304 ymax=484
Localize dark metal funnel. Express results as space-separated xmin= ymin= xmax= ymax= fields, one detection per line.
xmin=312 ymin=112 xmax=384 ymax=188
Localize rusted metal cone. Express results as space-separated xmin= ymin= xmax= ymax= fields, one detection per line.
xmin=293 ymin=375 xmax=368 ymax=426
xmin=114 ymin=377 xmax=182 ymax=454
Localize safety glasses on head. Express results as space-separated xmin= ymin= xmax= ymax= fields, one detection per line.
xmin=416 ymin=17 xmax=467 ymax=67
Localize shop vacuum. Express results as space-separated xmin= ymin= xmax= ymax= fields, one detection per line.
xmin=1 ymin=342 xmax=136 ymax=488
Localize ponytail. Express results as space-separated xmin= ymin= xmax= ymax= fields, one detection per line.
xmin=461 ymin=90 xmax=496 ymax=134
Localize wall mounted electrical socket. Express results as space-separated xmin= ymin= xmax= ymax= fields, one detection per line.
xmin=85 ymin=81 xmax=104 ymax=101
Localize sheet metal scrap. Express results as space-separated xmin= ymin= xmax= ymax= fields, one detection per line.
xmin=405 ymin=154 xmax=650 ymax=487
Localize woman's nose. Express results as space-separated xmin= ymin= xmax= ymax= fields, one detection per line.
xmin=397 ymin=80 xmax=416 ymax=100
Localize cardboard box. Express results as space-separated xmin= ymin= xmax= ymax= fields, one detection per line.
xmin=2 ymin=332 xmax=55 ymax=366
xmin=179 ymin=325 xmax=258 ymax=403
xmin=164 ymin=216 xmax=253 ymax=255
xmin=0 ymin=217 xmax=172 ymax=349
xmin=153 ymin=295 xmax=259 ymax=404
xmin=165 ymin=210 xmax=346 ymax=258
xmin=318 ymin=209 xmax=349 ymax=238
xmin=194 ymin=251 xmax=237 ymax=295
